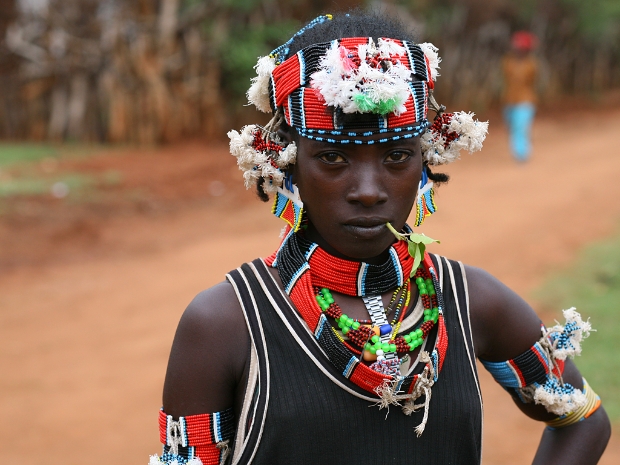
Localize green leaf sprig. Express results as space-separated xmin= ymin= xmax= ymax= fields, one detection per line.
xmin=386 ymin=222 xmax=440 ymax=274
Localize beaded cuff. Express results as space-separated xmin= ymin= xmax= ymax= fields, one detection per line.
xmin=149 ymin=408 xmax=235 ymax=465
xmin=480 ymin=308 xmax=592 ymax=416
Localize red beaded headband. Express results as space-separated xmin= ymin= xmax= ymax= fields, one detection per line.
xmin=250 ymin=37 xmax=440 ymax=143
xmin=229 ymin=18 xmax=488 ymax=194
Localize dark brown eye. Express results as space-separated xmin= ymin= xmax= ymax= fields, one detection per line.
xmin=319 ymin=152 xmax=346 ymax=163
xmin=386 ymin=151 xmax=410 ymax=162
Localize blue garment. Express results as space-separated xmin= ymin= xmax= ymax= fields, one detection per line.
xmin=503 ymin=102 xmax=535 ymax=161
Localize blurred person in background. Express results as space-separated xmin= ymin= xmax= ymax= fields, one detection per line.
xmin=150 ymin=12 xmax=610 ymax=465
xmin=502 ymin=31 xmax=539 ymax=162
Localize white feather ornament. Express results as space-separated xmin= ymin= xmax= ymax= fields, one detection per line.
xmin=420 ymin=112 xmax=488 ymax=165
xmin=228 ymin=125 xmax=296 ymax=191
xmin=420 ymin=131 xmax=447 ymax=165
xmin=419 ymin=43 xmax=441 ymax=81
xmin=311 ymin=38 xmax=413 ymax=115
xmin=533 ymin=383 xmax=587 ymax=416
xmin=247 ymin=55 xmax=276 ymax=113
xmin=546 ymin=307 xmax=592 ymax=361
xmin=447 ymin=112 xmax=489 ymax=154
xmin=377 ymin=38 xmax=407 ymax=56
xmin=512 ymin=307 xmax=594 ymax=416
xmin=277 ymin=143 xmax=298 ymax=167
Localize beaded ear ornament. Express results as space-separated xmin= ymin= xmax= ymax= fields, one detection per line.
xmin=227 ymin=110 xmax=297 ymax=195
xmin=228 ymin=110 xmax=302 ymax=237
xmin=421 ymin=92 xmax=489 ymax=166
xmin=411 ymin=91 xmax=489 ymax=226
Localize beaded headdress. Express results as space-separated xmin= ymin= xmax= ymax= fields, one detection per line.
xmin=228 ymin=14 xmax=488 ymax=221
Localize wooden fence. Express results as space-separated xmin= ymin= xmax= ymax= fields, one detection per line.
xmin=0 ymin=1 xmax=618 ymax=143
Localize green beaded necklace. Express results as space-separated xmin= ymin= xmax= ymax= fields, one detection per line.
xmin=314 ymin=265 xmax=440 ymax=360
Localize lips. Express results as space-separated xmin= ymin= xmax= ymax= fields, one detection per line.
xmin=343 ymin=217 xmax=389 ymax=239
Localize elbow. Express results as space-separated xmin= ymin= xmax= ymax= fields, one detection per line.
xmin=588 ymin=406 xmax=612 ymax=454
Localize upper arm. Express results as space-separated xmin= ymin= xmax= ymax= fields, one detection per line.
xmin=466 ymin=264 xmax=542 ymax=361
xmin=162 ymin=280 xmax=250 ymax=418
xmin=465 ymin=265 xmax=585 ymax=420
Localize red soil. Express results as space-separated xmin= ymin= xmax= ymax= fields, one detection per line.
xmin=1 ymin=107 xmax=620 ymax=464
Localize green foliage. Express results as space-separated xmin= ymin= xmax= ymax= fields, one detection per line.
xmin=0 ymin=144 xmax=58 ymax=167
xmin=219 ymin=21 xmax=299 ymax=101
xmin=219 ymin=0 xmax=265 ymax=13
xmin=0 ymin=173 xmax=95 ymax=198
xmin=558 ymin=0 xmax=620 ymax=43
xmin=0 ymin=143 xmax=105 ymax=167
xmin=0 ymin=143 xmax=120 ymax=200
xmin=533 ymin=231 xmax=620 ymax=423
xmin=386 ymin=222 xmax=439 ymax=272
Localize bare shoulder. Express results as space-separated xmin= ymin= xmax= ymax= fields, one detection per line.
xmin=463 ymin=264 xmax=542 ymax=361
xmin=172 ymin=281 xmax=247 ymax=341
xmin=162 ymin=280 xmax=250 ymax=417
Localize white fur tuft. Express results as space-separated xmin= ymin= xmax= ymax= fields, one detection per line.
xmin=311 ymin=42 xmax=359 ymax=113
xmin=421 ymin=131 xmax=449 ymax=165
xmin=247 ymin=55 xmax=277 ymax=113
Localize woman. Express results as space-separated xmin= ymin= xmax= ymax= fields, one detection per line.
xmin=502 ymin=31 xmax=539 ymax=162
xmin=151 ymin=12 xmax=610 ymax=465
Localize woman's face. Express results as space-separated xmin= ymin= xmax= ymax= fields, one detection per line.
xmin=293 ymin=136 xmax=422 ymax=262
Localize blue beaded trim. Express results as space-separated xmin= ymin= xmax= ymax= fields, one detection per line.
xmin=269 ymin=15 xmax=333 ymax=63
xmin=431 ymin=349 xmax=439 ymax=382
xmin=389 ymin=248 xmax=404 ymax=287
xmin=314 ymin=314 xmax=328 ymax=339
xmin=343 ymin=356 xmax=358 ymax=378
xmin=285 ymin=262 xmax=310 ymax=294
xmin=297 ymin=120 xmax=429 ymax=144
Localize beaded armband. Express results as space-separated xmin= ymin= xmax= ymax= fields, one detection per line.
xmin=480 ymin=308 xmax=592 ymax=416
xmin=546 ymin=378 xmax=601 ymax=429
xmin=149 ymin=408 xmax=235 ymax=465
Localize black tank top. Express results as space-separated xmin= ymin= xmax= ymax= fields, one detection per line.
xmin=226 ymin=255 xmax=482 ymax=465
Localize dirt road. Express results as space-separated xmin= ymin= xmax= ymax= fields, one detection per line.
xmin=2 ymin=109 xmax=620 ymax=464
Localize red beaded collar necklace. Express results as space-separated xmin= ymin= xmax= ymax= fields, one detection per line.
xmin=265 ymin=232 xmax=448 ymax=432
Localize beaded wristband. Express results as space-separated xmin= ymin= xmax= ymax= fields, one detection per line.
xmin=545 ymin=378 xmax=601 ymax=429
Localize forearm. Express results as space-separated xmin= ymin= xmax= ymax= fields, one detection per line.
xmin=532 ymin=407 xmax=611 ymax=465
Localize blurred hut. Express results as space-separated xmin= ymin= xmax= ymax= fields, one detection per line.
xmin=0 ymin=0 xmax=619 ymax=144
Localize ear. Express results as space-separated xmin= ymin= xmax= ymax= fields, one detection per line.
xmin=277 ymin=121 xmax=297 ymax=144
xmin=277 ymin=122 xmax=299 ymax=184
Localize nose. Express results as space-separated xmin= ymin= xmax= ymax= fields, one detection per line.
xmin=345 ymin=165 xmax=388 ymax=207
